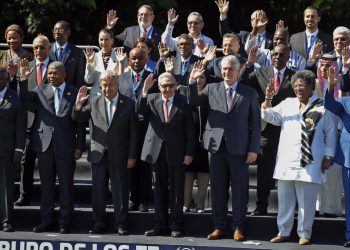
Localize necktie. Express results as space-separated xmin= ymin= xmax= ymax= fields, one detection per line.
xmin=57 ymin=47 xmax=62 ymax=61
xmin=181 ymin=61 xmax=189 ymax=76
xmin=142 ymin=28 xmax=147 ymax=37
xmin=107 ymin=100 xmax=115 ymax=124
xmin=257 ymin=34 xmax=261 ymax=46
xmin=134 ymin=73 xmax=139 ymax=83
xmin=274 ymin=71 xmax=280 ymax=95
xmin=37 ymin=63 xmax=43 ymax=86
xmin=226 ymin=87 xmax=233 ymax=110
xmin=54 ymin=88 xmax=61 ymax=115
xmin=163 ymin=99 xmax=169 ymax=123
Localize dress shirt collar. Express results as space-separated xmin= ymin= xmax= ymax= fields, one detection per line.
xmin=36 ymin=57 xmax=50 ymax=67
xmin=139 ymin=25 xmax=153 ymax=35
xmin=105 ymin=92 xmax=119 ymax=104
xmin=55 ymin=42 xmax=68 ymax=51
xmin=131 ymin=69 xmax=145 ymax=79
xmin=257 ymin=31 xmax=266 ymax=36
xmin=306 ymin=29 xmax=319 ymax=38
xmin=51 ymin=82 xmax=66 ymax=94
xmin=273 ymin=67 xmax=286 ymax=76
xmin=0 ymin=86 xmax=8 ymax=102
xmin=181 ymin=56 xmax=191 ymax=64
xmin=224 ymin=81 xmax=238 ymax=92
xmin=162 ymin=94 xmax=174 ymax=103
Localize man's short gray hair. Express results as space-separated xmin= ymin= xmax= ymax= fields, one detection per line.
xmin=220 ymin=55 xmax=240 ymax=70
xmin=187 ymin=12 xmax=203 ymax=22
xmin=291 ymin=70 xmax=316 ymax=89
xmin=158 ymin=72 xmax=175 ymax=85
xmin=48 ymin=61 xmax=65 ymax=73
xmin=333 ymin=26 xmax=350 ymax=39
xmin=99 ymin=70 xmax=119 ymax=84
xmin=33 ymin=35 xmax=50 ymax=46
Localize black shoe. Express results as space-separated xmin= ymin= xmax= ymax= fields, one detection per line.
xmin=315 ymin=211 xmax=320 ymax=217
xmin=3 ymin=223 xmax=14 ymax=232
xmin=116 ymin=228 xmax=128 ymax=236
xmin=323 ymin=213 xmax=337 ymax=218
xmin=139 ymin=203 xmax=149 ymax=212
xmin=14 ymin=197 xmax=30 ymax=206
xmin=344 ymin=241 xmax=350 ymax=247
xmin=33 ymin=223 xmax=55 ymax=233
xmin=59 ymin=224 xmax=70 ymax=234
xmin=171 ymin=230 xmax=182 ymax=237
xmin=250 ymin=207 xmax=267 ymax=216
xmin=89 ymin=226 xmax=106 ymax=234
xmin=144 ymin=228 xmax=170 ymax=236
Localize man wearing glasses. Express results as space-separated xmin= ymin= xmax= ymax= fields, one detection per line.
xmin=137 ymin=72 xmax=195 ymax=238
xmin=106 ymin=5 xmax=163 ymax=62
xmin=50 ymin=21 xmax=86 ymax=88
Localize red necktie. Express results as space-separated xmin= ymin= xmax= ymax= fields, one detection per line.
xmin=163 ymin=99 xmax=169 ymax=123
xmin=274 ymin=71 xmax=280 ymax=95
xmin=37 ymin=63 xmax=43 ymax=86
xmin=142 ymin=28 xmax=147 ymax=37
xmin=134 ymin=73 xmax=139 ymax=83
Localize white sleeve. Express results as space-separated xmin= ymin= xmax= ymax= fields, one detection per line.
xmin=161 ymin=24 xmax=177 ymax=52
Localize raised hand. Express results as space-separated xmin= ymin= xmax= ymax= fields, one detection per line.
xmin=309 ymin=42 xmax=323 ymax=61
xmin=143 ymin=73 xmax=156 ymax=94
xmin=265 ymin=78 xmax=275 ymax=99
xmin=75 ymin=86 xmax=89 ymax=108
xmin=84 ymin=46 xmax=95 ymax=64
xmin=315 ymin=79 xmax=323 ymax=97
xmin=167 ymin=8 xmax=179 ymax=26
xmin=275 ymin=20 xmax=285 ymax=30
xmin=115 ymin=47 xmax=126 ymax=62
xmin=328 ymin=66 xmax=341 ymax=91
xmin=19 ymin=58 xmax=34 ymax=80
xmin=203 ymin=45 xmax=217 ymax=65
xmin=106 ymin=9 xmax=119 ymax=29
xmin=164 ymin=57 xmax=174 ymax=72
xmin=158 ymin=42 xmax=170 ymax=58
xmin=214 ymin=0 xmax=230 ymax=17
xmin=247 ymin=44 xmax=259 ymax=66
xmin=7 ymin=60 xmax=18 ymax=78
xmin=256 ymin=10 xmax=268 ymax=28
xmin=342 ymin=46 xmax=350 ymax=68
xmin=189 ymin=61 xmax=205 ymax=82
xmin=197 ymin=39 xmax=209 ymax=55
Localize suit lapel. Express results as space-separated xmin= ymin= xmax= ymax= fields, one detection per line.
xmin=62 ymin=44 xmax=71 ymax=64
xmin=98 ymin=96 xmax=109 ymax=127
xmin=219 ymin=82 xmax=228 ymax=113
xmin=167 ymin=94 xmax=179 ymax=123
xmin=132 ymin=27 xmax=140 ymax=42
xmin=155 ymin=94 xmax=165 ymax=123
xmin=109 ymin=94 xmax=124 ymax=128
xmin=301 ymin=32 xmax=308 ymax=58
xmin=57 ymin=85 xmax=70 ymax=115
xmin=229 ymin=84 xmax=242 ymax=111
xmin=0 ymin=88 xmax=11 ymax=109
xmin=42 ymin=84 xmax=55 ymax=114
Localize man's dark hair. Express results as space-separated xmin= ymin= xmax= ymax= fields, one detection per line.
xmin=304 ymin=6 xmax=320 ymax=16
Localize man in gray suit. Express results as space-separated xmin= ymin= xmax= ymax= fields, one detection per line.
xmin=72 ymin=71 xmax=138 ymax=235
xmin=0 ymin=68 xmax=26 ymax=232
xmin=188 ymin=57 xmax=261 ymax=241
xmin=14 ymin=35 xmax=54 ymax=207
xmin=290 ymin=6 xmax=333 ymax=60
xmin=19 ymin=61 xmax=85 ymax=234
xmin=119 ymin=48 xmax=156 ymax=212
xmin=138 ymin=72 xmax=195 ymax=238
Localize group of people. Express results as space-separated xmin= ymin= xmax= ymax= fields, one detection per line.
xmin=0 ymin=0 xmax=350 ymax=247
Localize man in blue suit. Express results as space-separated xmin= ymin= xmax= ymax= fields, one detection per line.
xmin=188 ymin=57 xmax=261 ymax=241
xmin=19 ymin=61 xmax=85 ymax=234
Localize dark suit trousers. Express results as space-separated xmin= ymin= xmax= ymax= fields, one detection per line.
xmin=0 ymin=157 xmax=14 ymax=225
xmin=37 ymin=143 xmax=74 ymax=226
xmin=256 ymin=134 xmax=279 ymax=209
xmin=153 ymin=145 xmax=185 ymax=231
xmin=18 ymin=135 xmax=37 ymax=201
xmin=91 ymin=152 xmax=130 ymax=229
xmin=208 ymin=141 xmax=248 ymax=232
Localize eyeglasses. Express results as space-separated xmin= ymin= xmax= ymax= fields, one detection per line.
xmin=160 ymin=84 xmax=175 ymax=89
xmin=52 ymin=28 xmax=65 ymax=32
xmin=177 ymin=42 xmax=192 ymax=47
xmin=292 ymin=84 xmax=308 ymax=89
xmin=333 ymin=37 xmax=347 ymax=41
xmin=33 ymin=46 xmax=47 ymax=50
xmin=187 ymin=21 xmax=201 ymax=25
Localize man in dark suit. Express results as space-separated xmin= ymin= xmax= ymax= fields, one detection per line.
xmin=19 ymin=61 xmax=85 ymax=234
xmin=216 ymin=0 xmax=273 ymax=58
xmin=106 ymin=5 xmax=163 ymax=62
xmin=290 ymin=6 xmax=333 ymax=60
xmin=188 ymin=56 xmax=261 ymax=241
xmin=138 ymin=72 xmax=195 ymax=237
xmin=50 ymin=21 xmax=86 ymax=88
xmin=119 ymin=48 xmax=156 ymax=212
xmin=13 ymin=35 xmax=54 ymax=207
xmin=0 ymin=68 xmax=26 ymax=232
xmin=72 ymin=71 xmax=138 ymax=236
xmin=239 ymin=44 xmax=295 ymax=216
xmin=155 ymin=34 xmax=200 ymax=86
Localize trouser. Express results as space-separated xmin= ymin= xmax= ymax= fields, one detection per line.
xmin=0 ymin=157 xmax=14 ymax=225
xmin=184 ymin=172 xmax=209 ymax=210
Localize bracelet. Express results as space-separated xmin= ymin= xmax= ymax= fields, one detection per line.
xmin=265 ymin=96 xmax=273 ymax=100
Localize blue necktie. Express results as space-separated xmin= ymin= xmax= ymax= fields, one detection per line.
xmin=181 ymin=61 xmax=189 ymax=76
xmin=54 ymin=88 xmax=61 ymax=115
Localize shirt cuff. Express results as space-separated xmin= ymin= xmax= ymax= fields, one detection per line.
xmin=15 ymin=148 xmax=23 ymax=153
xmin=166 ymin=24 xmax=174 ymax=31
xmin=189 ymin=80 xmax=197 ymax=85
xmin=220 ymin=15 xmax=227 ymax=21
xmin=324 ymin=147 xmax=335 ymax=157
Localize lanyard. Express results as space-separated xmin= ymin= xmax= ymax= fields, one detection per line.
xmin=306 ymin=34 xmax=317 ymax=56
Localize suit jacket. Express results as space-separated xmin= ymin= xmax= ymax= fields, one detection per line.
xmin=19 ymin=81 xmax=85 ymax=158
xmin=50 ymin=42 xmax=86 ymax=88
xmin=155 ymin=55 xmax=201 ymax=86
xmin=72 ymin=93 xmax=138 ymax=166
xmin=290 ymin=30 xmax=333 ymax=60
xmin=219 ymin=18 xmax=273 ymax=58
xmin=188 ymin=82 xmax=261 ymax=155
xmin=115 ymin=25 xmax=163 ymax=62
xmin=0 ymin=87 xmax=26 ymax=158
xmin=136 ymin=93 xmax=195 ymax=166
